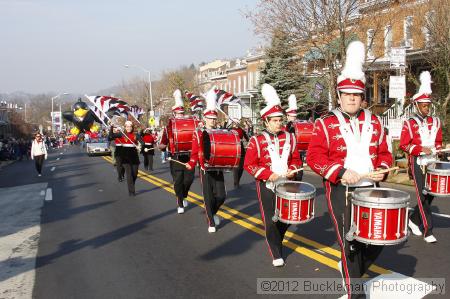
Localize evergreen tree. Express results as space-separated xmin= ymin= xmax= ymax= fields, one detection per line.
xmin=258 ymin=30 xmax=309 ymax=117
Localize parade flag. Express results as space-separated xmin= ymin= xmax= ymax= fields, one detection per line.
xmin=185 ymin=91 xmax=204 ymax=111
xmin=213 ymin=89 xmax=241 ymax=105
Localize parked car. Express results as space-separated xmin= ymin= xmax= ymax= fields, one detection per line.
xmin=86 ymin=140 xmax=111 ymax=156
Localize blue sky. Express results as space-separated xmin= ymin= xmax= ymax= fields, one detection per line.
xmin=0 ymin=0 xmax=260 ymax=94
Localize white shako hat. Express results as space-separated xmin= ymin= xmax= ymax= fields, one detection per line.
xmin=171 ymin=89 xmax=185 ymax=113
xmin=337 ymin=41 xmax=366 ymax=94
xmin=260 ymin=83 xmax=284 ymax=119
xmin=412 ymin=71 xmax=432 ymax=103
xmin=203 ymin=88 xmax=218 ymax=119
xmin=286 ymin=94 xmax=297 ymax=116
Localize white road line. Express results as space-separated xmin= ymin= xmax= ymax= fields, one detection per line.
xmin=51 ymin=167 xmax=56 ymax=172
xmin=40 ymin=190 xmax=45 ymax=196
xmin=408 ymin=207 xmax=450 ymax=219
xmin=56 ymin=157 xmax=60 ymax=161
xmin=60 ymin=152 xmax=63 ymax=155
xmin=45 ymin=188 xmax=52 ymax=201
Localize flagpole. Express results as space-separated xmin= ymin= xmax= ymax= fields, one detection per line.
xmin=85 ymin=95 xmax=140 ymax=148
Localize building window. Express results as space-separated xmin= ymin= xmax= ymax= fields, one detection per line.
xmin=228 ymin=81 xmax=231 ymax=91
xmin=404 ymin=16 xmax=413 ymax=48
xmin=255 ymin=71 xmax=260 ymax=86
xmin=384 ymin=25 xmax=392 ymax=56
xmin=367 ymin=29 xmax=375 ymax=59
xmin=243 ymin=75 xmax=247 ymax=92
xmin=233 ymin=80 xmax=236 ymax=94
xmin=249 ymin=72 xmax=254 ymax=89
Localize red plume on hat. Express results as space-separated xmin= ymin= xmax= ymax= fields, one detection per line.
xmin=412 ymin=71 xmax=432 ymax=103
xmin=337 ymin=41 xmax=366 ymax=94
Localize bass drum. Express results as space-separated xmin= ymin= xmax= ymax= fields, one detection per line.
xmin=201 ymin=129 xmax=241 ymax=170
xmin=167 ymin=117 xmax=200 ymax=155
xmin=293 ymin=121 xmax=314 ymax=151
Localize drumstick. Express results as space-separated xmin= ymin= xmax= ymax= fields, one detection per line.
xmin=167 ymin=157 xmax=186 ymax=166
xmin=419 ymin=148 xmax=450 ymax=155
xmin=288 ymin=168 xmax=304 ymax=175
xmin=361 ymin=167 xmax=399 ymax=178
xmin=144 ymin=147 xmax=154 ymax=152
xmin=341 ymin=167 xmax=399 ymax=185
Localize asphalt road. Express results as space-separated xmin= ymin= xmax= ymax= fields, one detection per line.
xmin=0 ymin=145 xmax=449 ymax=298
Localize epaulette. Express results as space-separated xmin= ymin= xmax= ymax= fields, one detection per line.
xmin=321 ymin=112 xmax=334 ymax=120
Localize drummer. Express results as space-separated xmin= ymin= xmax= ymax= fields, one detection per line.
xmin=306 ymin=41 xmax=392 ymax=298
xmin=399 ymin=71 xmax=443 ymax=243
xmin=284 ymin=94 xmax=304 ymax=181
xmin=159 ymin=90 xmax=195 ymax=214
xmin=228 ymin=118 xmax=249 ymax=188
xmin=186 ymin=88 xmax=226 ymax=233
xmin=244 ymin=83 xmax=302 ymax=267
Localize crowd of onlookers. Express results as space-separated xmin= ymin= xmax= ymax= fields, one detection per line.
xmin=0 ymin=137 xmax=32 ymax=161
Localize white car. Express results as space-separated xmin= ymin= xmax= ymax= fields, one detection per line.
xmin=86 ymin=142 xmax=111 ymax=156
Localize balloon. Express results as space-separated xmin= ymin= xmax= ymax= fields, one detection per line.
xmin=70 ymin=127 xmax=80 ymax=135
xmin=63 ymin=98 xmax=99 ymax=134
xmin=90 ymin=123 xmax=100 ymax=133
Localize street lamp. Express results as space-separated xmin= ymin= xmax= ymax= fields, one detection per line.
xmin=51 ymin=92 xmax=69 ymax=132
xmin=124 ymin=64 xmax=153 ymax=115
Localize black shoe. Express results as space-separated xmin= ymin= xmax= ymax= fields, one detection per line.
xmin=119 ymin=177 xmax=124 ymax=182
xmin=129 ymin=191 xmax=136 ymax=197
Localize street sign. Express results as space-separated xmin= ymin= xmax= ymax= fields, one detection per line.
xmin=148 ymin=117 xmax=155 ymax=127
xmin=390 ymin=48 xmax=406 ymax=69
xmin=389 ymin=76 xmax=406 ymax=99
xmin=388 ymin=118 xmax=403 ymax=139
xmin=227 ymin=104 xmax=242 ymax=120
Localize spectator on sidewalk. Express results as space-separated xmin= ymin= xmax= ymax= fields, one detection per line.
xmin=31 ymin=133 xmax=48 ymax=177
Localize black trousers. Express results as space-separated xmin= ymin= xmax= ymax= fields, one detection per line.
xmin=123 ymin=163 xmax=139 ymax=194
xmin=409 ymin=155 xmax=434 ymax=236
xmin=142 ymin=153 xmax=154 ymax=170
xmin=201 ymin=170 xmax=226 ymax=227
xmin=34 ymin=154 xmax=45 ymax=174
xmin=233 ymin=147 xmax=245 ymax=186
xmin=324 ymin=181 xmax=383 ymax=297
xmin=256 ymin=180 xmax=290 ymax=260
xmin=170 ymin=159 xmax=195 ymax=207
xmin=116 ymin=154 xmax=125 ymax=180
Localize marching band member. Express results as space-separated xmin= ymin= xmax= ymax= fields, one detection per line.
xmin=186 ymin=89 xmax=226 ymax=233
xmin=109 ymin=121 xmax=141 ymax=196
xmin=306 ymin=41 xmax=392 ymax=298
xmin=399 ymin=71 xmax=443 ymax=243
xmin=141 ymin=128 xmax=155 ymax=171
xmin=109 ymin=124 xmax=125 ymax=182
xmin=284 ymin=94 xmax=304 ymax=181
xmin=159 ymin=90 xmax=194 ymax=214
xmin=244 ymin=84 xmax=302 ymax=267
xmin=229 ymin=119 xmax=249 ymax=188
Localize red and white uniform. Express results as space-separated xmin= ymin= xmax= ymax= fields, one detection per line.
xmin=399 ymin=115 xmax=442 ymax=158
xmin=244 ymin=130 xmax=302 ymax=181
xmin=399 ymin=113 xmax=443 ymax=237
xmin=142 ymin=133 xmax=155 ymax=146
xmin=307 ymin=109 xmax=392 ymax=184
xmin=186 ymin=128 xmax=205 ymax=170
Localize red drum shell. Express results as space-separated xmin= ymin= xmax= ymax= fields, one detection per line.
xmin=200 ymin=129 xmax=241 ymax=169
xmin=425 ymin=162 xmax=450 ymax=197
xmin=168 ymin=117 xmax=200 ymax=155
xmin=274 ymin=181 xmax=316 ymax=225
xmin=351 ymin=188 xmax=409 ymax=246
xmin=293 ymin=121 xmax=314 ymax=151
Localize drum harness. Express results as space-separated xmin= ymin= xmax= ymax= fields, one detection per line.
xmin=412 ymin=116 xmax=439 ymax=174
xmin=262 ymin=131 xmax=290 ymax=191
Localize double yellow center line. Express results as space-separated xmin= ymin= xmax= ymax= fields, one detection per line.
xmin=103 ymin=156 xmax=390 ymax=275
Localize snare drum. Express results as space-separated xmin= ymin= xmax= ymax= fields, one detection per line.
xmin=200 ymin=129 xmax=241 ymax=170
xmin=293 ymin=121 xmax=314 ymax=151
xmin=273 ymin=181 xmax=316 ymax=224
xmin=425 ymin=162 xmax=450 ymax=197
xmin=167 ymin=117 xmax=200 ymax=155
xmin=349 ymin=188 xmax=410 ymax=246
